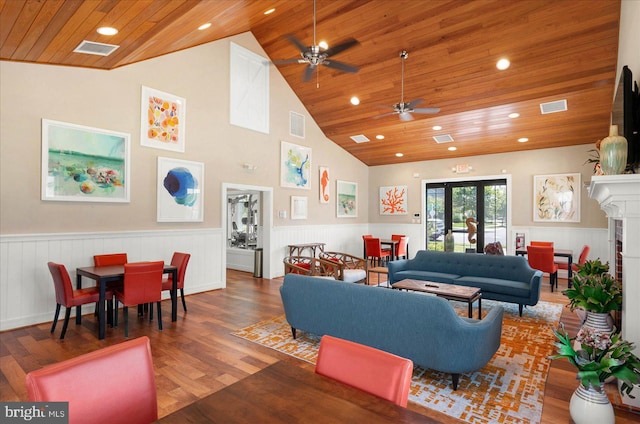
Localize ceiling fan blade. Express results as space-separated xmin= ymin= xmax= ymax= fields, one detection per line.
xmin=322 ymin=60 xmax=359 ymax=73
xmin=302 ymin=65 xmax=316 ymax=82
xmin=284 ymin=34 xmax=308 ymax=53
xmin=373 ymin=111 xmax=398 ymax=119
xmin=323 ymin=38 xmax=359 ymax=57
xmin=399 ymin=111 xmax=414 ymax=121
xmin=406 ymin=98 xmax=425 ymax=108
xmin=413 ymin=107 xmax=441 ymax=114
xmin=273 ymin=58 xmax=306 ymax=65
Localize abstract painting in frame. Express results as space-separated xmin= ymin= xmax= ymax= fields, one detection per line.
xmin=280 ymin=141 xmax=311 ymax=189
xmin=41 ymin=119 xmax=130 ymax=202
xmin=291 ymin=196 xmax=308 ymax=220
xmin=319 ymin=166 xmax=330 ymax=203
xmin=380 ymin=185 xmax=408 ymax=215
xmin=533 ymin=173 xmax=580 ymax=222
xmin=336 ymin=180 xmax=357 ymax=218
xmin=157 ymin=157 xmax=204 ymax=222
xmin=140 ymin=85 xmax=186 ymax=152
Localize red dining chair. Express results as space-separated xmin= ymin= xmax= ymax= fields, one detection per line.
xmin=114 ymin=261 xmax=164 ymax=338
xmin=392 ymin=234 xmax=409 ymax=260
xmin=530 ymin=241 xmax=554 ymax=247
xmin=527 ymin=245 xmax=559 ymax=292
xmin=93 ymin=253 xmax=128 ymax=266
xmin=316 ymin=335 xmax=413 ymax=407
xmin=556 ymin=245 xmax=590 ymax=277
xmin=26 ymin=336 xmax=157 ymax=424
xmin=161 ymin=252 xmax=191 ymax=312
xmin=364 ymin=237 xmax=391 ymax=266
xmin=362 ymin=234 xmax=372 ymax=257
xmin=47 ymin=262 xmax=113 ymax=340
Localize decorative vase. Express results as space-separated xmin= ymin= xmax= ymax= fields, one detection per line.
xmin=569 ymin=383 xmax=615 ymax=424
xmin=583 ymin=311 xmax=614 ymax=334
xmin=599 ymin=125 xmax=628 ymax=175
xmin=444 ymin=230 xmax=454 ymax=253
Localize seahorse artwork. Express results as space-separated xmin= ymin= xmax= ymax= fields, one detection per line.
xmin=466 ymin=217 xmax=478 ymax=244
xmin=320 ymin=168 xmax=330 ymax=202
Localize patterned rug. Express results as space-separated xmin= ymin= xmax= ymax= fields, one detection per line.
xmin=232 ymin=300 xmax=563 ymax=424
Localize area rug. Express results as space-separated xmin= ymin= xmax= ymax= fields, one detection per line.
xmin=232 ymin=300 xmax=563 ymax=424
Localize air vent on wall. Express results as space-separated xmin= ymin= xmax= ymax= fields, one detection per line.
xmin=540 ymin=99 xmax=567 ymax=114
xmin=350 ymin=134 xmax=370 ymax=143
xmin=73 ymin=40 xmax=120 ymax=56
xmin=289 ymin=111 xmax=305 ymax=138
xmin=433 ymin=134 xmax=454 ymax=143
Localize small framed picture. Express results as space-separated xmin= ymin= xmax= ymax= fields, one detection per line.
xmin=140 ymin=86 xmax=186 ymax=152
xmin=291 ymin=196 xmax=308 ymax=220
xmin=336 ymin=180 xmax=357 ymax=218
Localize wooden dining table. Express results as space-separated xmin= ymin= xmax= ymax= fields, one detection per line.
xmin=381 ymin=239 xmax=399 ymax=260
xmin=156 ymin=361 xmax=442 ymax=423
xmin=76 ymin=264 xmax=178 ymax=340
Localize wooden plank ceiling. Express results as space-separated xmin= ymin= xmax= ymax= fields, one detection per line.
xmin=0 ymin=0 xmax=621 ymax=166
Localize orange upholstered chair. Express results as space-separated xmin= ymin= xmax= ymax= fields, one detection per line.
xmin=114 ymin=261 xmax=164 ymax=337
xmin=161 ymin=252 xmax=191 ymax=312
xmin=47 ymin=262 xmax=113 ymax=340
xmin=26 ymin=336 xmax=157 ymax=424
xmin=556 ymin=245 xmax=590 ymax=275
xmin=530 ymin=241 xmax=554 ymax=247
xmin=315 ymin=335 xmax=413 ymax=407
xmin=527 ymin=245 xmax=559 ymax=292
xmin=392 ymin=234 xmax=409 ymax=259
xmin=364 ymin=237 xmax=391 ymax=266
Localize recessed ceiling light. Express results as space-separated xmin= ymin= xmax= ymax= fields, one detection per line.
xmin=97 ymin=27 xmax=118 ymax=36
xmin=350 ymin=96 xmax=360 ymax=105
xmin=264 ymin=8 xmax=276 ymax=15
xmin=198 ymin=23 xmax=212 ymax=30
xmin=432 ymin=125 xmax=442 ymax=131
xmin=319 ymin=41 xmax=328 ymax=50
xmin=376 ymin=135 xmax=384 ymax=140
xmin=448 ymin=146 xmax=457 ymax=151
xmin=518 ymin=137 xmax=529 ymax=143
xmin=395 ymin=153 xmax=404 ymax=157
xmin=496 ymin=58 xmax=510 ymax=70
xmin=508 ymin=113 xmax=520 ymax=119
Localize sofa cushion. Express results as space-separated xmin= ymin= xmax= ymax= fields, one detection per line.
xmin=343 ymin=269 xmax=366 ymax=283
xmin=454 ymin=276 xmax=532 ymax=298
xmin=392 ymin=270 xmax=459 ymax=285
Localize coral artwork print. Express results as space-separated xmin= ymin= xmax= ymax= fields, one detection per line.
xmin=533 ymin=174 xmax=580 ymax=222
xmin=281 ymin=141 xmax=311 ymax=189
xmin=140 ymin=86 xmax=186 ymax=152
xmin=380 ymin=186 xmax=408 ymax=215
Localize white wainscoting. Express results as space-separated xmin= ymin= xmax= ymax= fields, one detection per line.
xmin=0 ymin=229 xmax=223 ymax=331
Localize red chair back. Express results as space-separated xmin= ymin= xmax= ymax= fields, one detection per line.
xmin=392 ymin=235 xmax=408 ymax=258
xmin=577 ymin=245 xmax=590 ymax=267
xmin=94 ymin=253 xmax=128 ymax=266
xmin=26 ymin=336 xmax=157 ymax=424
xmin=170 ymin=252 xmax=191 ymax=289
xmin=527 ymin=245 xmax=557 ymax=274
xmin=47 ymin=262 xmax=75 ymax=307
xmin=316 ymin=335 xmax=413 ymax=407
xmin=121 ymin=261 xmax=164 ymax=306
xmin=364 ymin=237 xmax=387 ymax=258
xmin=530 ymin=241 xmax=553 ymax=247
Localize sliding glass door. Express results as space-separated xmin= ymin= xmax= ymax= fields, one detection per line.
xmin=426 ymin=179 xmax=507 ymax=252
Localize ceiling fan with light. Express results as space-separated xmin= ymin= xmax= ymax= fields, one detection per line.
xmin=377 ymin=50 xmax=440 ymax=121
xmin=273 ymin=0 xmax=360 ymax=82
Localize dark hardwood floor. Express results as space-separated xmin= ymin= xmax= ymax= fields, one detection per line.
xmin=0 ymin=270 xmax=637 ymax=423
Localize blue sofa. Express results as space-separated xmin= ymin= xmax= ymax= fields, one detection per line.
xmin=388 ymin=250 xmax=543 ymax=316
xmin=280 ymin=273 xmax=504 ymax=390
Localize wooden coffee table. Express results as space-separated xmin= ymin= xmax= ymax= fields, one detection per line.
xmin=391 ymin=279 xmax=482 ymax=319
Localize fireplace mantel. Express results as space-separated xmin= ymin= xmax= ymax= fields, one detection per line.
xmin=589 ymin=174 xmax=640 ymax=218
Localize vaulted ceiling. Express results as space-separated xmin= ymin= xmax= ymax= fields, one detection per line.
xmin=0 ymin=0 xmax=621 ymax=166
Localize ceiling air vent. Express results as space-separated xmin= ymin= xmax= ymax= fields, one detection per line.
xmin=289 ymin=111 xmax=305 ymax=138
xmin=350 ymin=134 xmax=370 ymax=143
xmin=433 ymin=134 xmax=454 ymax=143
xmin=73 ymin=40 xmax=119 ymax=56
xmin=540 ymin=99 xmax=567 ymax=114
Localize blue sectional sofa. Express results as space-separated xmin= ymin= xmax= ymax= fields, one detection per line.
xmin=280 ymin=273 xmax=504 ymax=390
xmin=388 ymin=250 xmax=543 ymax=316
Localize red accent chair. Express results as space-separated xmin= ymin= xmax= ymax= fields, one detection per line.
xmin=93 ymin=253 xmax=128 ymax=266
xmin=114 ymin=261 xmax=164 ymax=338
xmin=315 ymin=335 xmax=413 ymax=407
xmin=556 ymin=245 xmax=590 ymax=277
xmin=364 ymin=237 xmax=391 ymax=266
xmin=527 ymin=245 xmax=559 ymax=292
xmin=47 ymin=262 xmax=113 ymax=340
xmin=26 ymin=336 xmax=157 ymax=424
xmin=161 ymin=252 xmax=190 ymax=312
xmin=530 ymin=241 xmax=554 ymax=247
xmin=392 ymin=234 xmax=409 ymax=259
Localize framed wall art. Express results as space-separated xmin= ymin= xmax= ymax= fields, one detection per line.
xmin=41 ymin=119 xmax=130 ymax=202
xmin=280 ymin=141 xmax=311 ymax=189
xmin=533 ymin=173 xmax=580 ymax=222
xmin=157 ymin=157 xmax=204 ymax=222
xmin=380 ymin=185 xmax=408 ymax=215
xmin=336 ymin=180 xmax=357 ymax=218
xmin=319 ymin=166 xmax=330 ymax=203
xmin=291 ymin=196 xmax=308 ymax=220
xmin=140 ymin=85 xmax=186 ymax=152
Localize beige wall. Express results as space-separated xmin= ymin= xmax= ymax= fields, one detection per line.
xmin=0 ymin=32 xmax=369 ymax=235
xmin=368 ymin=145 xmax=608 ymax=228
